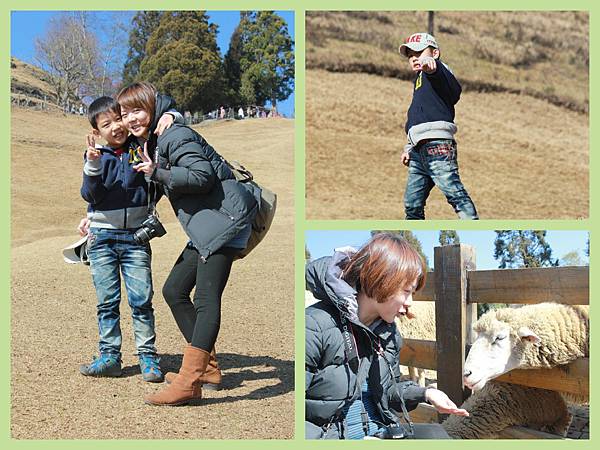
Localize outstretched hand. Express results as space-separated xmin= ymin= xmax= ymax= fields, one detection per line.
xmin=425 ymin=388 xmax=470 ymax=416
xmin=132 ymin=142 xmax=155 ymax=175
xmin=418 ymin=56 xmax=437 ymax=74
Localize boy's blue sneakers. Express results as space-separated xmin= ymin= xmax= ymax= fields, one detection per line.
xmin=79 ymin=354 xmax=122 ymax=377
xmin=139 ymin=354 xmax=164 ymax=383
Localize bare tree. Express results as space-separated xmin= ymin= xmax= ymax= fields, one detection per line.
xmin=75 ymin=12 xmax=129 ymax=98
xmin=34 ymin=14 xmax=99 ymax=110
xmin=96 ymin=14 xmax=128 ymax=96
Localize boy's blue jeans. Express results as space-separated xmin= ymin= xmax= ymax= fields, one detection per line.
xmin=404 ymin=140 xmax=478 ymax=220
xmin=87 ymin=228 xmax=158 ymax=358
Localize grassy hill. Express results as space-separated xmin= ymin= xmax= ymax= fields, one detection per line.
xmin=11 ymin=57 xmax=58 ymax=108
xmin=307 ymin=11 xmax=588 ymax=112
xmin=305 ymin=11 xmax=589 ymax=220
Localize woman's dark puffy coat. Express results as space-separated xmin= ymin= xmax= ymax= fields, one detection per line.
xmin=305 ymin=250 xmax=427 ymax=439
xmin=149 ymin=95 xmax=259 ymax=260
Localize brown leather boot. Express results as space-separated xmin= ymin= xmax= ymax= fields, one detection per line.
xmin=164 ymin=348 xmax=221 ymax=390
xmin=144 ymin=345 xmax=209 ymax=406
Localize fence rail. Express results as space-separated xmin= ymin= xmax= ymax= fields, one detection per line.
xmin=414 ymin=266 xmax=589 ymax=305
xmin=468 ymin=266 xmax=589 ymax=305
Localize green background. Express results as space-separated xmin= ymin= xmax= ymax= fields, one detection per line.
xmin=3 ymin=0 xmax=594 ymax=448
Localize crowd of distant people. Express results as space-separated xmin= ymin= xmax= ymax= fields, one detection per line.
xmin=208 ymin=105 xmax=281 ymax=121
xmin=66 ymin=103 xmax=87 ymax=116
xmin=65 ymin=102 xmax=281 ymax=123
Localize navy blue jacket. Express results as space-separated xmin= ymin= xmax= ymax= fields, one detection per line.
xmin=80 ymin=136 xmax=150 ymax=230
xmin=405 ymin=61 xmax=462 ymax=134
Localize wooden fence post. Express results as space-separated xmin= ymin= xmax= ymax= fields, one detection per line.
xmin=434 ymin=244 xmax=476 ymax=411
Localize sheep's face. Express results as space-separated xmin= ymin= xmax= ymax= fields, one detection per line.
xmin=463 ymin=315 xmax=541 ymax=391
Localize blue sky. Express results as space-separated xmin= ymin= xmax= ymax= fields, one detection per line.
xmin=10 ymin=10 xmax=295 ymax=117
xmin=305 ymin=230 xmax=589 ymax=270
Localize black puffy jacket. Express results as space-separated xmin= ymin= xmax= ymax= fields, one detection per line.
xmin=149 ymin=95 xmax=259 ymax=260
xmin=305 ymin=250 xmax=427 ymax=439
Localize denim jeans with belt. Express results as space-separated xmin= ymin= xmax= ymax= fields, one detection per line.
xmin=404 ymin=139 xmax=478 ymax=220
xmin=87 ymin=228 xmax=157 ymax=358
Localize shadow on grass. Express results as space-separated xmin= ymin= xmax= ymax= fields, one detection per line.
xmin=133 ymin=352 xmax=294 ymax=405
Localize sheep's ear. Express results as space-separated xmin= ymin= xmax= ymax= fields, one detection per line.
xmin=518 ymin=327 xmax=541 ymax=346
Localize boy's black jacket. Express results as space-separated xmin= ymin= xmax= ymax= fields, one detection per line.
xmin=405 ymin=60 xmax=462 ymax=134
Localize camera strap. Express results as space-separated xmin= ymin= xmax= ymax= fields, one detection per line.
xmin=340 ymin=314 xmax=359 ymax=373
xmin=146 ymin=148 xmax=160 ymax=217
xmin=380 ymin=349 xmax=415 ymax=437
xmin=147 ymin=181 xmax=158 ymax=216
xmin=334 ymin=314 xmax=417 ymax=439
xmin=338 ymin=314 xmax=374 ymax=438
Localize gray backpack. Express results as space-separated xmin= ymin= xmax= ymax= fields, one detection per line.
xmin=225 ymin=159 xmax=277 ymax=259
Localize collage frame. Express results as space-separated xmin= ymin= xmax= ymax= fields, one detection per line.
xmin=3 ymin=0 xmax=595 ymax=448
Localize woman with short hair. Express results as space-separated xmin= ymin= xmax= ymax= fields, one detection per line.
xmin=305 ymin=233 xmax=468 ymax=439
xmin=117 ymin=82 xmax=259 ymax=406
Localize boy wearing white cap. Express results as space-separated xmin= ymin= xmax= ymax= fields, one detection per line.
xmin=399 ymin=33 xmax=478 ymax=220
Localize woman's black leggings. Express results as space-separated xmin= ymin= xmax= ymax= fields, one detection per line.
xmin=162 ymin=246 xmax=238 ymax=352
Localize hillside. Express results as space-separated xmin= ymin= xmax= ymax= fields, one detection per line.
xmin=305 ymin=11 xmax=589 ymax=220
xmin=11 ymin=57 xmax=58 ymax=108
xmin=11 ymin=108 xmax=295 ymax=439
xmin=307 ymin=11 xmax=588 ymax=112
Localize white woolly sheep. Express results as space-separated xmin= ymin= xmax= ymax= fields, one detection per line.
xmin=443 ymin=302 xmax=588 ymax=439
xmin=442 ymin=381 xmax=571 ymax=439
xmin=463 ymin=303 xmax=589 ymax=396
xmin=395 ymin=301 xmax=436 ymax=386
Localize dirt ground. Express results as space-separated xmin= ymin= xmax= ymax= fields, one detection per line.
xmin=10 ymin=108 xmax=295 ymax=439
xmin=306 ymin=69 xmax=589 ymax=220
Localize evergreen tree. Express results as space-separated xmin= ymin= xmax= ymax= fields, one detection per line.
xmin=122 ymin=11 xmax=163 ymax=86
xmin=482 ymin=230 xmax=557 ymax=317
xmin=439 ymin=230 xmax=460 ymax=246
xmin=237 ymin=11 xmax=294 ymax=110
xmin=493 ymin=230 xmax=559 ymax=269
xmin=371 ymin=230 xmax=429 ymax=269
xmin=223 ymin=22 xmax=243 ymax=106
xmin=139 ymin=11 xmax=225 ymax=112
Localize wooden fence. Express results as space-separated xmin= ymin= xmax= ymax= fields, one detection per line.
xmin=400 ymin=244 xmax=589 ymax=438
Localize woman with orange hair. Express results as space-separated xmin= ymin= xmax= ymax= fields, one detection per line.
xmin=305 ymin=233 xmax=467 ymax=439
xmin=116 ymin=82 xmax=258 ymax=406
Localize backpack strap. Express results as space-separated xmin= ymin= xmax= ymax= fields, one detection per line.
xmin=219 ymin=155 xmax=253 ymax=182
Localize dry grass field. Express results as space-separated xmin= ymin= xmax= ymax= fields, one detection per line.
xmin=306 ymin=11 xmax=589 ymax=220
xmin=11 ymin=107 xmax=295 ymax=439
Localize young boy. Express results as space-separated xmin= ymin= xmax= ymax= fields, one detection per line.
xmin=79 ymin=96 xmax=177 ymax=382
xmin=399 ymin=33 xmax=478 ymax=220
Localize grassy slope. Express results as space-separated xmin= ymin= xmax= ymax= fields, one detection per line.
xmin=11 ymin=57 xmax=57 ymax=104
xmin=307 ymin=11 xmax=589 ymax=111
xmin=306 ymin=70 xmax=588 ymax=220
